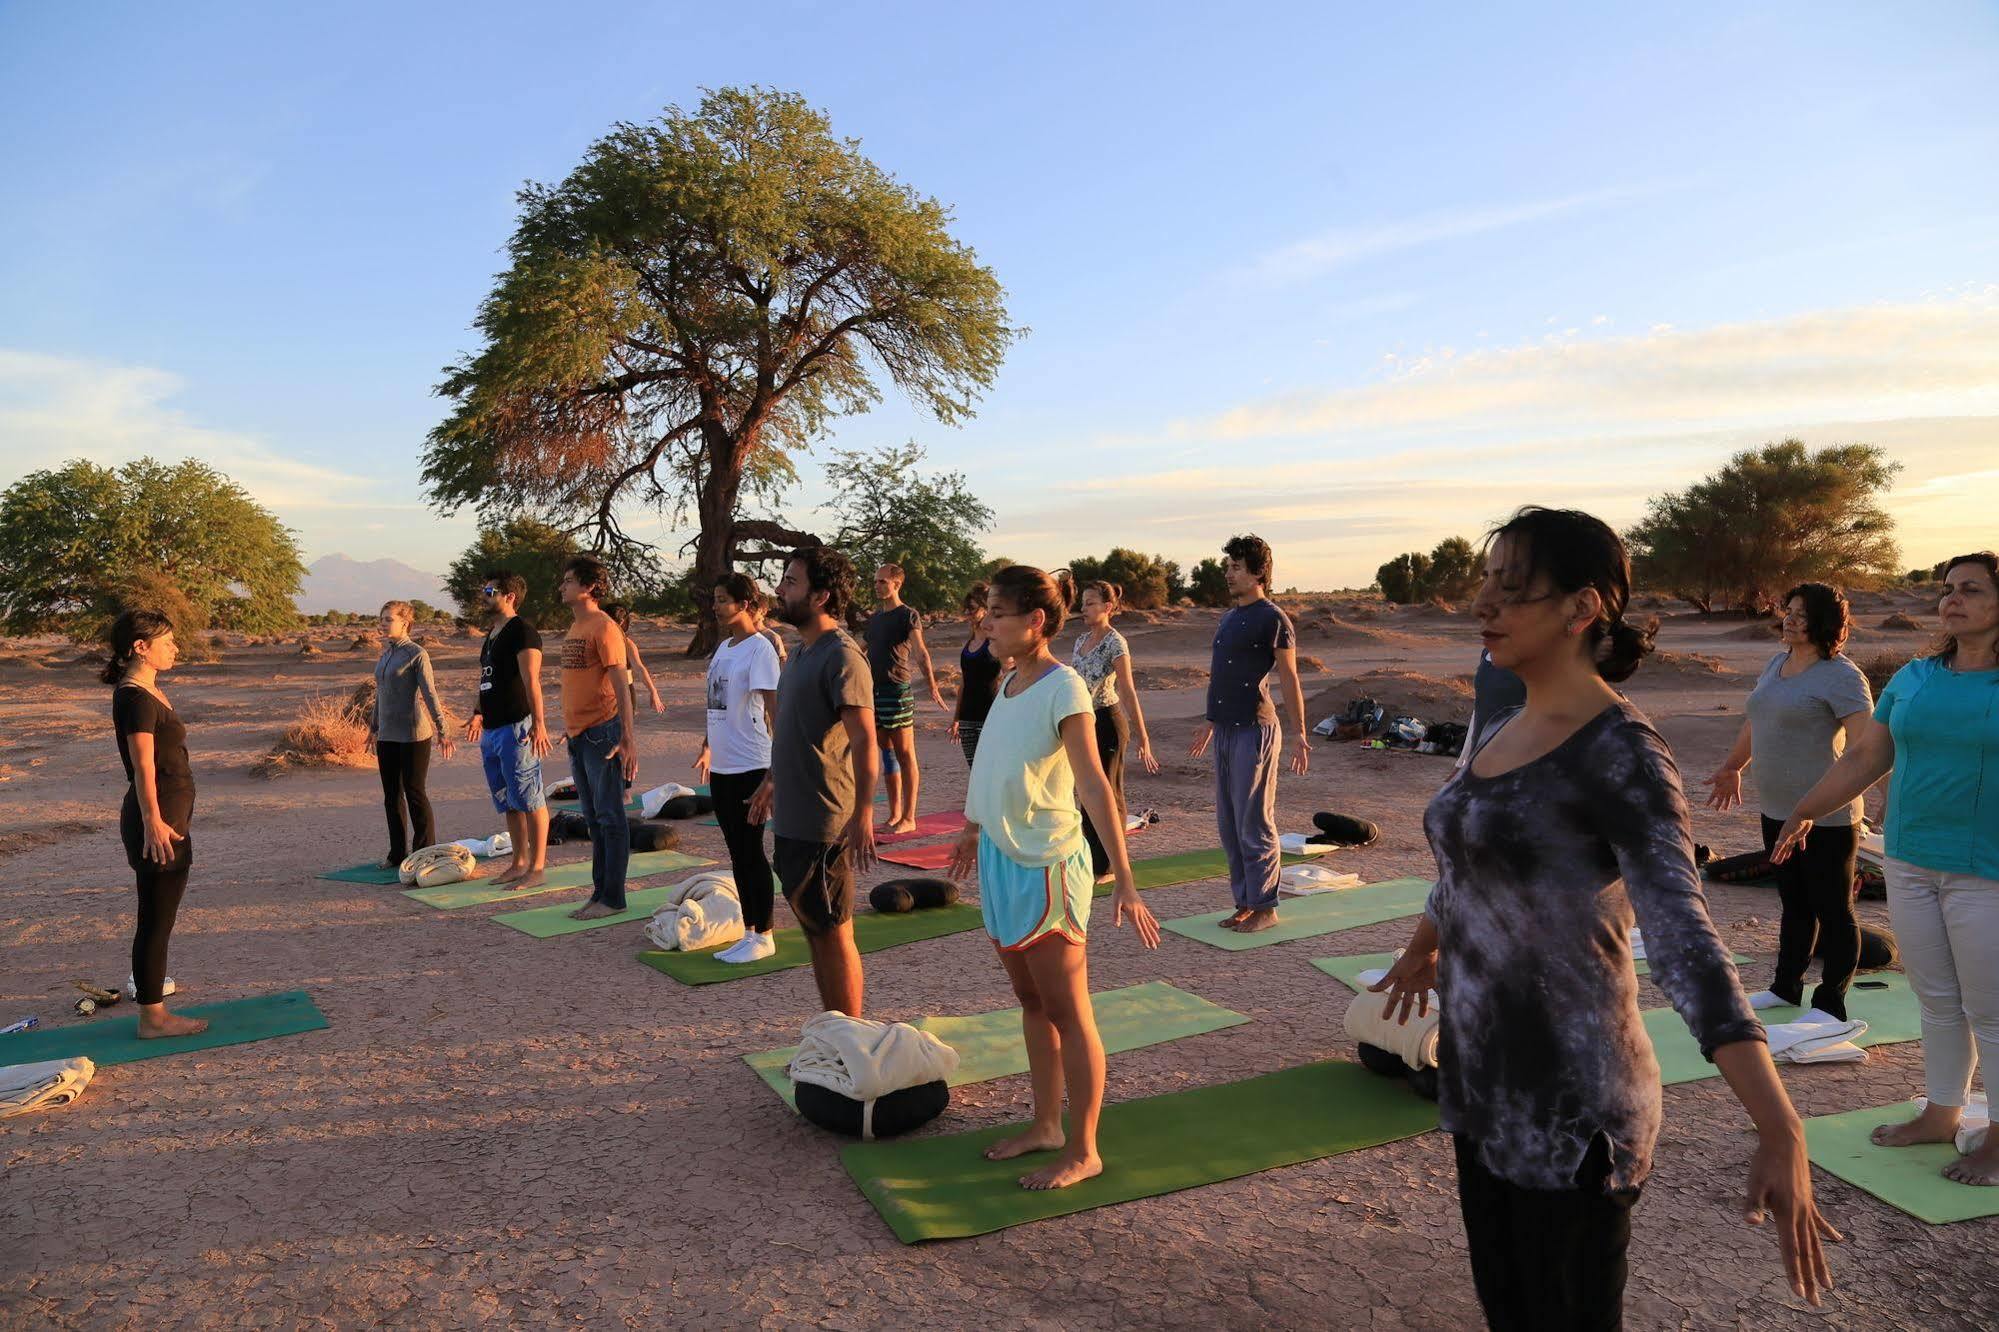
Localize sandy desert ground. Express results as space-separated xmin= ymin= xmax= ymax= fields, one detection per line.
xmin=2 ymin=589 xmax=1993 ymax=1330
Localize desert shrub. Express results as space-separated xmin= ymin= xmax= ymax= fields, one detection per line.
xmin=1859 ymin=649 xmax=1916 ymax=697
xmin=258 ymin=691 xmax=372 ymax=776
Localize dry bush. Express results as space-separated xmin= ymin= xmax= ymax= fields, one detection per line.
xmin=258 ymin=692 xmax=373 ymax=776
xmin=1296 ymin=653 xmax=1325 ymax=673
xmin=1880 ymin=612 xmax=1922 ymax=631
xmin=1859 ymin=649 xmax=1916 ymax=697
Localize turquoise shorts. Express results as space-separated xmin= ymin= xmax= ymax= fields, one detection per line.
xmin=978 ymin=832 xmax=1092 ymax=951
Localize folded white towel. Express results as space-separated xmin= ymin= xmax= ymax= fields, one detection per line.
xmin=639 ymin=782 xmax=698 ymax=819
xmin=1278 ymin=833 xmax=1334 ymax=856
xmin=1765 ymin=1011 xmax=1870 ymax=1064
xmin=1915 ymin=1093 xmax=1991 ymax=1154
xmin=642 ymin=871 xmax=745 ymax=951
xmin=1278 ymin=863 xmax=1361 ymax=896
xmin=0 ymin=1057 xmax=96 ymax=1118
xmin=787 ymin=1011 xmax=960 ymax=1104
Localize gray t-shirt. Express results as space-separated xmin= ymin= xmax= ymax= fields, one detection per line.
xmin=771 ymin=628 xmax=873 ymax=843
xmin=1744 ymin=652 xmax=1873 ymax=825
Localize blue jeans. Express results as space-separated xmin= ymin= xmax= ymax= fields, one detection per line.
xmin=567 ymin=721 xmax=630 ymax=909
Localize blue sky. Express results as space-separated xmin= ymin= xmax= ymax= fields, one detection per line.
xmin=3 ymin=1 xmax=1995 ymax=589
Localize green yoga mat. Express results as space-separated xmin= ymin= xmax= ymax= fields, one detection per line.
xmin=1645 ymin=972 xmax=1921 ymax=1086
xmin=318 ymin=861 xmax=403 ymax=885
xmin=1312 ymin=951 xmax=1752 ymax=994
xmin=744 ymin=981 xmax=1250 ymax=1107
xmin=1125 ymin=847 xmax=1307 ymax=892
xmin=1804 ymin=1100 xmax=1999 ymax=1225
xmin=0 ymin=991 xmax=327 ymax=1067
xmin=640 ymin=903 xmax=988 ymax=985
xmin=1162 ymin=877 xmax=1434 ymax=951
xmin=841 ymin=1058 xmax=1440 ymax=1242
xmin=488 ymin=861 xmax=727 ymax=936
xmin=401 ymin=848 xmax=711 ymax=909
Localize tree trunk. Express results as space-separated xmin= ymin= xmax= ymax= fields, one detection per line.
xmin=685 ymin=425 xmax=745 ymax=658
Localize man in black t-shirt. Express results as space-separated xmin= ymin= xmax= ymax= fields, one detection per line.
xmin=463 ymin=570 xmax=551 ymax=887
xmin=864 ymin=563 xmax=946 ymax=835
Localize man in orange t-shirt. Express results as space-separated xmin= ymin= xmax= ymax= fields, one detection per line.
xmin=556 ymin=555 xmax=639 ymax=920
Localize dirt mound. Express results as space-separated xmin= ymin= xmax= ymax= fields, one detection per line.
xmin=1305 ymin=669 xmax=1472 ymax=725
xmin=1723 ymin=622 xmax=1780 ymax=641
xmin=1292 ymin=613 xmax=1427 ymax=648
xmin=1880 ymin=612 xmax=1923 ymax=631
xmin=1648 ymin=650 xmax=1744 ymax=680
xmin=1395 ymin=601 xmax=1465 ymax=623
xmin=1295 ymin=654 xmax=1325 ymax=674
xmin=1133 ymin=665 xmax=1209 ymax=691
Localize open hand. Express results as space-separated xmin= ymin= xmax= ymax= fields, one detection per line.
xmin=1368 ymin=948 xmax=1439 ymax=1024
xmin=1290 ymin=734 xmax=1311 ymax=776
xmin=947 ymin=826 xmax=980 ymax=882
xmin=748 ymin=778 xmax=774 ymax=825
xmin=1744 ymin=1129 xmax=1840 ymax=1306
xmin=1113 ymin=885 xmax=1161 ymax=948
xmin=1770 ymin=815 xmax=1813 ymax=863
xmin=842 ymin=811 xmax=878 ymax=874
xmin=1705 ymin=768 xmax=1743 ymax=811
xmin=1190 ymin=722 xmax=1214 ymax=759
xmin=1137 ymin=741 xmax=1159 ymax=775
xmin=144 ymin=818 xmax=184 ymax=865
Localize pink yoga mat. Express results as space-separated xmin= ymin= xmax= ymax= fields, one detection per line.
xmin=877 ymin=841 xmax=960 ymax=870
xmin=874 ymin=811 xmax=968 ymax=845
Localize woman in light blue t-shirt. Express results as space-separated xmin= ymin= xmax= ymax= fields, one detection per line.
xmin=1775 ymin=552 xmax=1999 ymax=1186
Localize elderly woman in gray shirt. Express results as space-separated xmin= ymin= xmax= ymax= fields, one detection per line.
xmin=367 ymin=601 xmax=453 ymax=867
xmin=1373 ymin=508 xmax=1834 ymax=1327
xmin=1705 ymin=583 xmax=1873 ymax=1020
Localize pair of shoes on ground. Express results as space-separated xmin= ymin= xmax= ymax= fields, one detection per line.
xmin=125 ymin=973 xmax=177 ymax=999
xmin=717 ymin=931 xmax=776 ymax=964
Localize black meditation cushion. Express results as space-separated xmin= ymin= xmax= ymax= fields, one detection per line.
xmin=660 ymin=793 xmax=714 ymax=820
xmin=868 ymin=878 xmax=961 ymax=914
xmin=1310 ymin=812 xmax=1380 ymax=847
xmin=795 ymin=1078 xmax=949 ymax=1139
xmin=627 ymin=819 xmax=680 ymax=852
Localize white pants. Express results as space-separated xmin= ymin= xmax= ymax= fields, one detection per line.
xmin=1886 ymin=856 xmax=1999 ymax=1107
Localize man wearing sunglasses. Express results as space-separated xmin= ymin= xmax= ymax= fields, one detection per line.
xmin=463 ymin=570 xmax=551 ymax=888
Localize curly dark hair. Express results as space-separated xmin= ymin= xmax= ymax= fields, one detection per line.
xmin=713 ymin=572 xmax=767 ymax=614
xmin=1222 ymin=534 xmax=1274 ymax=588
xmin=561 ymin=554 xmax=612 ymax=601
xmin=785 ymin=547 xmax=857 ymax=621
xmin=1781 ymin=582 xmax=1850 ymax=659
xmin=483 ymin=569 xmax=527 ymax=605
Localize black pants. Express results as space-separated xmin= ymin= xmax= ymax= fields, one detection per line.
xmin=958 ymin=720 xmax=984 ymax=768
xmin=376 ymin=739 xmax=434 ymax=862
xmin=1078 ymin=705 xmax=1128 ymax=877
xmin=1760 ymin=814 xmax=1860 ymax=1020
xmin=122 ymin=792 xmax=191 ymax=1006
xmin=1455 ymin=1134 xmax=1639 ymax=1331
xmin=711 ymin=768 xmax=774 ymax=932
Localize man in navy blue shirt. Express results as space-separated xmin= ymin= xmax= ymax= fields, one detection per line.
xmin=1190 ymin=534 xmax=1310 ymax=932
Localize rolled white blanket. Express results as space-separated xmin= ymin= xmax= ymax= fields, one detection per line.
xmin=1344 ymin=986 xmax=1441 ymax=1070
xmin=643 ymin=871 xmax=745 ymax=951
xmin=451 ymin=831 xmax=513 ymax=860
xmin=787 ymin=1011 xmax=960 ymax=1102
xmin=399 ymin=843 xmax=477 ymax=887
xmin=0 ymin=1057 xmax=96 ymax=1118
xmin=639 ymin=782 xmax=698 ymax=820
xmin=1765 ymin=1011 xmax=1870 ymax=1065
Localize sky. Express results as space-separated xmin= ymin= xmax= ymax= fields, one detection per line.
xmin=2 ymin=1 xmax=1995 ymax=590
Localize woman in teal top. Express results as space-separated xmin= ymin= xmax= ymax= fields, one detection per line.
xmin=1775 ymin=552 xmax=1999 ymax=1186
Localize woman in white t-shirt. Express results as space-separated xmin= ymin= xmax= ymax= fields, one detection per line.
xmin=948 ymin=565 xmax=1161 ymax=1192
xmin=696 ymin=574 xmax=784 ymax=964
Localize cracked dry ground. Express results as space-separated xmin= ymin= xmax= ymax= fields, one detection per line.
xmin=2 ymin=607 xmax=1994 ymax=1330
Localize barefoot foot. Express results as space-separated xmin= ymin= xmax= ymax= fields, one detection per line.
xmin=137 ymin=1010 xmax=209 ymax=1039
xmin=1236 ymin=907 xmax=1281 ymax=934
xmin=1020 ymin=1149 xmax=1104 ymax=1190
xmin=510 ymin=869 xmax=546 ymax=891
xmin=567 ymin=900 xmax=616 ymax=920
xmin=1871 ymin=1104 xmax=1962 ymax=1148
xmin=1218 ymin=909 xmax=1251 ymax=931
xmin=490 ymin=863 xmax=527 ymax=885
xmin=1942 ymin=1142 xmax=1999 ymax=1186
xmin=984 ymin=1124 xmax=1065 ymax=1162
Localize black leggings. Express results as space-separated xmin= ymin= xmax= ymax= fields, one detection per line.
xmin=123 ymin=793 xmax=191 ymax=1006
xmin=376 ymin=739 xmax=434 ymax=862
xmin=1760 ymin=814 xmax=1861 ymax=1019
xmin=1455 ymin=1133 xmax=1640 ymax=1331
xmin=711 ymin=768 xmax=774 ymax=932
xmin=1079 ymin=704 xmax=1129 ymax=877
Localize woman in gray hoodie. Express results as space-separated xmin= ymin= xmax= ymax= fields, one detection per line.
xmin=368 ymin=601 xmax=453 ymax=867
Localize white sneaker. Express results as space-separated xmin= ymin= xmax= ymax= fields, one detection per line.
xmin=720 ymin=931 xmax=775 ymax=964
xmin=126 ymin=973 xmax=177 ymax=999
xmin=1747 ymin=989 xmax=1789 ymax=1010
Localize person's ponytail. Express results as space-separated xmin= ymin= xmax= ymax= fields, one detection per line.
xmin=1596 ymin=615 xmax=1656 ymax=684
xmin=103 ymin=609 xmax=174 ymax=686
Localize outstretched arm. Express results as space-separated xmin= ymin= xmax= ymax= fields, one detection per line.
xmin=1274 ymin=647 xmax=1310 ymax=774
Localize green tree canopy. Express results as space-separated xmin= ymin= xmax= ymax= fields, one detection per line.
xmin=1375 ymin=535 xmax=1479 ymax=604
xmin=0 ymin=458 xmax=304 ymax=637
xmin=444 ymin=517 xmax=583 ymax=629
xmin=820 ymin=442 xmax=992 ymax=616
xmin=1068 ymin=548 xmax=1180 ymax=610
xmin=1188 ymin=557 xmax=1230 ymax=607
xmin=1626 ymin=440 xmax=1902 ymax=613
xmin=421 ymin=86 xmax=1016 ymax=652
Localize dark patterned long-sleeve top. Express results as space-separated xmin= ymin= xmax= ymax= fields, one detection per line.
xmin=1423 ymin=700 xmax=1764 ymax=1192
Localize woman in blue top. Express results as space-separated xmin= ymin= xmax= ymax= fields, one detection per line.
xmin=1776 ymin=552 xmax=1999 ymax=1186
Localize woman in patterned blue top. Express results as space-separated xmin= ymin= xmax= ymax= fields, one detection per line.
xmin=1374 ymin=507 xmax=1834 ymax=1325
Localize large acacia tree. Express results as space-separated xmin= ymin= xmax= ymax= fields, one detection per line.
xmin=423 ymin=87 xmax=1015 ymax=652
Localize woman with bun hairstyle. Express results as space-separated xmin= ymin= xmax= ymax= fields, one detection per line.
xmin=1070 ymin=580 xmax=1159 ymax=881
xmin=1774 ymin=551 xmax=1999 ymax=1185
xmin=1372 ymin=507 xmax=1833 ymax=1324
xmin=1704 ymin=583 xmax=1872 ymax=1020
xmin=948 ymin=565 xmax=1162 ymax=1190
xmin=950 ymin=582 xmax=1001 ymax=766
xmin=104 ymin=610 xmax=208 ymax=1037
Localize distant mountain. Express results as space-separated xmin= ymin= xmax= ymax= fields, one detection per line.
xmin=297 ymin=554 xmax=453 ymax=615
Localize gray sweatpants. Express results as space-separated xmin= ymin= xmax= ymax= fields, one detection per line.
xmin=1214 ymin=720 xmax=1280 ymax=910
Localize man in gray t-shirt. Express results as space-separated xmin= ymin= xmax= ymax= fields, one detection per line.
xmin=752 ymin=547 xmax=879 ymax=1016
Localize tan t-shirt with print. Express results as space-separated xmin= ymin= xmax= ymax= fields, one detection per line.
xmin=560 ymin=608 xmax=627 ymax=735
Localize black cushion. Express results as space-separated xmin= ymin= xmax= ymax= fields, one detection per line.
xmin=627 ymin=819 xmax=680 ymax=852
xmin=548 ymin=810 xmax=593 ymax=844
xmin=659 ymin=793 xmax=715 ymax=820
xmin=795 ymin=1078 xmax=949 ymax=1138
xmin=1705 ymin=850 xmax=1776 ymax=883
xmin=868 ymin=878 xmax=960 ymax=914
xmin=1310 ymin=812 xmax=1380 ymax=847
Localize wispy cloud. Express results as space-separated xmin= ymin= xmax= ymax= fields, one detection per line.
xmin=1250 ymin=181 xmax=1681 ymax=282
